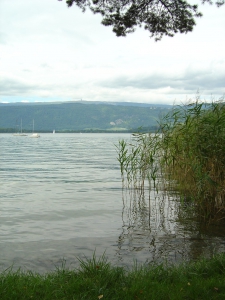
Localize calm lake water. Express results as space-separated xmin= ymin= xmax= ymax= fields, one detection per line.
xmin=1 ymin=133 xmax=225 ymax=273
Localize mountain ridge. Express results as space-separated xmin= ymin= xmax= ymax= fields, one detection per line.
xmin=0 ymin=101 xmax=172 ymax=132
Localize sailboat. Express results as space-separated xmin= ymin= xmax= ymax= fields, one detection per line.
xmin=30 ymin=119 xmax=40 ymax=138
xmin=13 ymin=119 xmax=27 ymax=136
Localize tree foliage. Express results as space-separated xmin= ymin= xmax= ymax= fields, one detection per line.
xmin=58 ymin=0 xmax=224 ymax=40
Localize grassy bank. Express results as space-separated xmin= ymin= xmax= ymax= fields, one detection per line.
xmin=1 ymin=254 xmax=225 ymax=299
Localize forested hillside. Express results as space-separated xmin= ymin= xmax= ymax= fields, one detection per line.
xmin=0 ymin=101 xmax=172 ymax=132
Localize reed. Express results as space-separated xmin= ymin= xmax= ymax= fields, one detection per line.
xmin=162 ymin=98 xmax=225 ymax=222
xmin=117 ymin=97 xmax=225 ymax=223
xmin=116 ymin=132 xmax=162 ymax=192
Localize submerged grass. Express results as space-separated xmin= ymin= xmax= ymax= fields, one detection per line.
xmin=1 ymin=253 xmax=225 ymax=299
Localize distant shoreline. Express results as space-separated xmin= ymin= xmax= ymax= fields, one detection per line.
xmin=0 ymin=127 xmax=157 ymax=134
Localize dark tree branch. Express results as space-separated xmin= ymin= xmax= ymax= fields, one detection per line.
xmin=58 ymin=0 xmax=224 ymax=40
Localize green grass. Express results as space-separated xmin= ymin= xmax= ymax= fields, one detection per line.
xmin=1 ymin=253 xmax=225 ymax=299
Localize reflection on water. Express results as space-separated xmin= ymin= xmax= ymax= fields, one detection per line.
xmin=0 ymin=133 xmax=225 ymax=273
xmin=117 ymin=187 xmax=225 ymax=266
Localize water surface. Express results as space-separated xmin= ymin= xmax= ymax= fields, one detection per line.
xmin=1 ymin=133 xmax=225 ymax=273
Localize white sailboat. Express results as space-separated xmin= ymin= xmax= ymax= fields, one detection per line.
xmin=30 ymin=119 xmax=40 ymax=138
xmin=13 ymin=119 xmax=27 ymax=136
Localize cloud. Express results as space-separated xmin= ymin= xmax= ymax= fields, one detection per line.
xmin=40 ymin=63 xmax=52 ymax=69
xmin=0 ymin=0 xmax=224 ymax=104
xmin=0 ymin=31 xmax=8 ymax=44
xmin=98 ymin=68 xmax=225 ymax=95
xmin=0 ymin=75 xmax=86 ymax=98
xmin=0 ymin=78 xmax=45 ymax=95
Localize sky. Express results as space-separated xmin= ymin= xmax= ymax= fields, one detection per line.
xmin=0 ymin=0 xmax=224 ymax=105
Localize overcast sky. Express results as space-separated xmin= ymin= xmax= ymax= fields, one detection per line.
xmin=0 ymin=0 xmax=224 ymax=104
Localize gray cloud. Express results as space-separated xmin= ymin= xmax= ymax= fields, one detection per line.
xmin=0 ymin=77 xmax=82 ymax=97
xmin=99 ymin=70 xmax=225 ymax=92
xmin=0 ymin=78 xmax=42 ymax=96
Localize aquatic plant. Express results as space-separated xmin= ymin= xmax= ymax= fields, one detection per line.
xmin=116 ymin=131 xmax=162 ymax=192
xmin=117 ymin=96 xmax=225 ymax=223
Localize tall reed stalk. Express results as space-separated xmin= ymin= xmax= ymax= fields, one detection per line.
xmin=117 ymin=97 xmax=225 ymax=223
xmin=116 ymin=132 xmax=162 ymax=193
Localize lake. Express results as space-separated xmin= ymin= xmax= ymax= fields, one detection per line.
xmin=1 ymin=133 xmax=225 ymax=273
